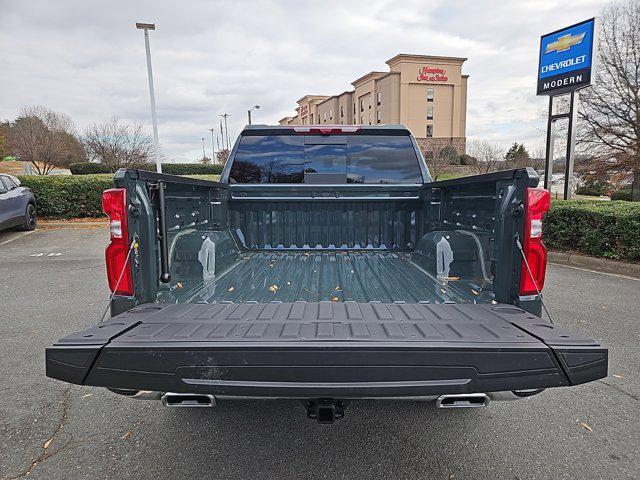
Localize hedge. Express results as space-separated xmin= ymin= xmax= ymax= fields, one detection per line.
xmin=162 ymin=163 xmax=224 ymax=175
xmin=18 ymin=174 xmax=114 ymax=218
xmin=68 ymin=162 xmax=113 ymax=175
xmin=611 ymin=188 xmax=632 ymax=201
xmin=69 ymin=162 xmax=224 ymax=176
xmin=545 ymin=200 xmax=640 ymax=261
xmin=17 ymin=173 xmax=220 ymax=219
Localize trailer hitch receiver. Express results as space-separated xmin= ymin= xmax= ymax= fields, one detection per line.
xmin=305 ymin=399 xmax=347 ymax=424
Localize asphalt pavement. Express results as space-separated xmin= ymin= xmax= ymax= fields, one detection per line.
xmin=0 ymin=227 xmax=638 ymax=479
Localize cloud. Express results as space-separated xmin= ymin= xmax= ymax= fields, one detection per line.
xmin=0 ymin=0 xmax=607 ymax=160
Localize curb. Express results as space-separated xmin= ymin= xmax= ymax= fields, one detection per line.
xmin=39 ymin=221 xmax=108 ymax=229
xmin=548 ymin=251 xmax=640 ymax=279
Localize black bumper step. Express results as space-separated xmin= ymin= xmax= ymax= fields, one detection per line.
xmin=46 ymin=302 xmax=607 ymax=398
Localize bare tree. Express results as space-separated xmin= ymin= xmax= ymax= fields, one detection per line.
xmin=420 ymin=143 xmax=451 ymax=181
xmin=6 ymin=106 xmax=83 ymax=175
xmin=467 ymin=139 xmax=504 ymax=174
xmin=578 ymin=0 xmax=640 ymax=199
xmin=83 ymin=118 xmax=154 ymax=170
xmin=216 ymin=148 xmax=230 ymax=165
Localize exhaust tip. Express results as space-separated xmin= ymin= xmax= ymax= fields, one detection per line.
xmin=161 ymin=393 xmax=216 ymax=408
xmin=436 ymin=393 xmax=490 ymax=409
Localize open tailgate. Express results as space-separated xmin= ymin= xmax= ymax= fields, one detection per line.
xmin=46 ymin=302 xmax=607 ymax=397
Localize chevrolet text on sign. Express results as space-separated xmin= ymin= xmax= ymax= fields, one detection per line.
xmin=537 ymin=18 xmax=596 ymax=95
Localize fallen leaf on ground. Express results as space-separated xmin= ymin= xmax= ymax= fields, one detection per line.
xmin=43 ymin=438 xmax=53 ymax=449
xmin=286 ymin=281 xmax=291 ymax=286
xmin=121 ymin=430 xmax=133 ymax=440
xmin=332 ymin=296 xmax=339 ymax=302
xmin=269 ymin=285 xmax=279 ymax=292
xmin=81 ymin=393 xmax=93 ymax=398
xmin=228 ymin=286 xmax=234 ymax=292
xmin=580 ymin=421 xmax=593 ymax=432
xmin=612 ymin=373 xmax=625 ymax=379
xmin=333 ymin=285 xmax=340 ymax=291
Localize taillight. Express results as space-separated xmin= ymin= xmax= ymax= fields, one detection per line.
xmin=519 ymin=187 xmax=551 ymax=296
xmin=293 ymin=126 xmax=360 ymax=135
xmin=102 ymin=188 xmax=133 ymax=295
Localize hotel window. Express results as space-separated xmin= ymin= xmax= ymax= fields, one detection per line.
xmin=426 ymin=125 xmax=433 ymax=137
xmin=340 ymin=105 xmax=344 ymax=118
xmin=426 ymin=106 xmax=433 ymax=120
xmin=353 ymin=103 xmax=356 ymax=115
xmin=427 ymin=87 xmax=434 ymax=102
xmin=376 ymin=92 xmax=381 ymax=105
xmin=323 ymin=112 xmax=327 ymax=122
xmin=376 ymin=110 xmax=381 ymax=123
xmin=360 ymin=99 xmax=364 ymax=112
xmin=329 ymin=109 xmax=333 ymax=120
xmin=360 ymin=115 xmax=364 ymax=124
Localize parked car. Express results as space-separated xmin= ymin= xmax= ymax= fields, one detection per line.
xmin=0 ymin=174 xmax=37 ymax=232
xmin=46 ymin=125 xmax=607 ymax=422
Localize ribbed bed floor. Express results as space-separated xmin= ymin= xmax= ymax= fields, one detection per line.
xmin=175 ymin=251 xmax=490 ymax=305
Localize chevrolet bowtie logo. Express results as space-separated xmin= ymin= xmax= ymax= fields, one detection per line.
xmin=545 ymin=32 xmax=586 ymax=54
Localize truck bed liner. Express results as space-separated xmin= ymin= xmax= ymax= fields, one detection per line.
xmin=177 ymin=251 xmax=487 ymax=304
xmin=46 ymin=302 xmax=607 ymax=398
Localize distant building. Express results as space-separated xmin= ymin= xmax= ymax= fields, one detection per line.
xmin=278 ymin=54 xmax=468 ymax=154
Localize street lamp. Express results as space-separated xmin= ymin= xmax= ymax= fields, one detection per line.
xmin=208 ymin=128 xmax=216 ymax=163
xmin=201 ymin=137 xmax=206 ymax=159
xmin=136 ymin=22 xmax=162 ymax=173
xmin=219 ymin=114 xmax=230 ymax=150
xmin=247 ymin=105 xmax=260 ymax=125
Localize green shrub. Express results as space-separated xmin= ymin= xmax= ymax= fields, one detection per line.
xmin=18 ymin=174 xmax=114 ymax=218
xmin=69 ymin=162 xmax=224 ymax=176
xmin=545 ymin=200 xmax=640 ymax=261
xmin=576 ymin=180 xmax=607 ymax=196
xmin=69 ymin=162 xmax=113 ymax=175
xmin=162 ymin=163 xmax=224 ymax=175
xmin=611 ymin=188 xmax=632 ymax=201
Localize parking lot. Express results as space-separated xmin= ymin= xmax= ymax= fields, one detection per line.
xmin=0 ymin=227 xmax=638 ymax=480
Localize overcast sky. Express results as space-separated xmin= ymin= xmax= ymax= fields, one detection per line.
xmin=0 ymin=0 xmax=607 ymax=161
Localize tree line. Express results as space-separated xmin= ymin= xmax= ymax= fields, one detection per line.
xmin=0 ymin=107 xmax=156 ymax=174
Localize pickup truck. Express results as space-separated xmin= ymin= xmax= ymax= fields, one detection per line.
xmin=46 ymin=125 xmax=607 ymax=423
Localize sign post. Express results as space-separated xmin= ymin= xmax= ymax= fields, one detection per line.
xmin=537 ymin=18 xmax=596 ymax=199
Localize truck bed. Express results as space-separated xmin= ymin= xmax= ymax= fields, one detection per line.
xmin=175 ymin=251 xmax=491 ymax=304
xmin=46 ymin=301 xmax=607 ymax=398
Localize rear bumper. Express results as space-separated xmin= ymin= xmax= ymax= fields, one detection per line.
xmin=45 ymin=302 xmax=607 ymax=399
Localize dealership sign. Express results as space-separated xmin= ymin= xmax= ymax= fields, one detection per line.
xmin=537 ymin=18 xmax=596 ymax=95
xmin=417 ymin=66 xmax=448 ymax=82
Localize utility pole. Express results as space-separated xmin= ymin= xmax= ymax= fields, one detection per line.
xmin=219 ymin=114 xmax=230 ymax=150
xmin=201 ymin=137 xmax=206 ymax=159
xmin=136 ymin=22 xmax=162 ymax=173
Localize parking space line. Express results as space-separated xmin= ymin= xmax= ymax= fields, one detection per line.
xmin=0 ymin=230 xmax=35 ymax=247
xmin=549 ymin=261 xmax=640 ymax=282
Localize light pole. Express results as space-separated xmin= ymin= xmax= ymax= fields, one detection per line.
xmin=209 ymin=128 xmax=216 ymax=163
xmin=247 ymin=105 xmax=260 ymax=125
xmin=136 ymin=22 xmax=162 ymax=173
xmin=201 ymin=137 xmax=206 ymax=159
xmin=219 ymin=114 xmax=230 ymax=150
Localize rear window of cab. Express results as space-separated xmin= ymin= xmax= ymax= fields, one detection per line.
xmin=229 ymin=134 xmax=424 ymax=184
